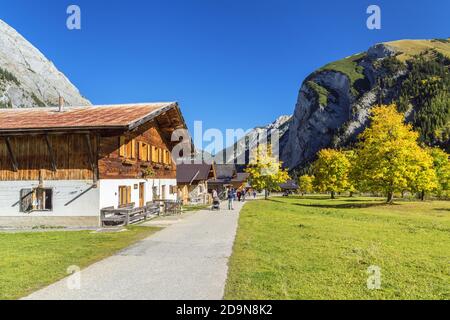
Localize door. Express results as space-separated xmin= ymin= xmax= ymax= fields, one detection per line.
xmin=139 ymin=182 xmax=145 ymax=207
xmin=161 ymin=185 xmax=166 ymax=200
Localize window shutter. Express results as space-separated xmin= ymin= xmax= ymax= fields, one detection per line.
xmin=138 ymin=142 xmax=142 ymax=160
xmin=119 ymin=136 xmax=126 ymax=157
xmin=127 ymin=186 xmax=132 ymax=204
xmin=147 ymin=145 xmax=151 ymax=162
xmin=131 ymin=139 xmax=136 ymax=159
xmin=20 ymin=189 xmax=33 ymax=213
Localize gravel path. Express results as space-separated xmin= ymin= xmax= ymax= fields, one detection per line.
xmin=24 ymin=200 xmax=244 ymax=300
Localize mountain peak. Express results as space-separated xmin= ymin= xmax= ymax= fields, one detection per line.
xmin=0 ymin=19 xmax=91 ymax=108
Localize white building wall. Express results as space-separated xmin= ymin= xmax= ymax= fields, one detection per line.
xmin=98 ymin=178 xmax=177 ymax=209
xmin=0 ymin=180 xmax=99 ymax=217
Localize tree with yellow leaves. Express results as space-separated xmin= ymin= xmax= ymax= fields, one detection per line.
xmin=429 ymin=147 xmax=450 ymax=198
xmin=312 ymin=149 xmax=350 ymax=199
xmin=245 ymin=144 xmax=290 ymax=199
xmin=355 ymin=104 xmax=437 ymax=203
xmin=298 ymin=174 xmax=314 ymax=196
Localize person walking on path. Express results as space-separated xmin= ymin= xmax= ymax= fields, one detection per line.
xmin=241 ymin=189 xmax=246 ymax=202
xmin=253 ymin=190 xmax=257 ymax=198
xmin=228 ymin=188 xmax=234 ymax=210
xmin=237 ymin=191 xmax=241 ymax=202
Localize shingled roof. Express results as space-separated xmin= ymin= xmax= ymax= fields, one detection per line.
xmin=177 ymin=163 xmax=215 ymax=184
xmin=0 ymin=102 xmax=183 ymax=133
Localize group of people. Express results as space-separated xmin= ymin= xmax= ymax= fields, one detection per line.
xmin=226 ymin=188 xmax=257 ymax=210
xmin=211 ymin=187 xmax=257 ymax=210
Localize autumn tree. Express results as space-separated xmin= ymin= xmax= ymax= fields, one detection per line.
xmin=312 ymin=149 xmax=350 ymax=199
xmin=429 ymin=147 xmax=450 ymax=197
xmin=354 ymin=104 xmax=437 ymax=203
xmin=298 ymin=175 xmax=314 ymax=195
xmin=245 ymin=144 xmax=290 ymax=199
xmin=344 ymin=149 xmax=358 ymax=196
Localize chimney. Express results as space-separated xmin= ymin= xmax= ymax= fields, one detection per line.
xmin=58 ymin=96 xmax=65 ymax=112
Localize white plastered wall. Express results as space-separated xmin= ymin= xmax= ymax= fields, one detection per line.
xmin=0 ymin=180 xmax=99 ymax=217
xmin=98 ymin=178 xmax=177 ymax=209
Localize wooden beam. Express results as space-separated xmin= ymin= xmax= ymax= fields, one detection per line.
xmin=44 ymin=135 xmax=57 ymax=172
xmin=4 ymin=137 xmax=18 ymax=172
xmin=84 ymin=134 xmax=98 ymax=184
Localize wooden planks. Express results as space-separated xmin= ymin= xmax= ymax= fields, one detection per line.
xmin=98 ymin=120 xmax=176 ymax=180
xmin=0 ymin=134 xmax=95 ymax=181
xmin=0 ymin=115 xmax=177 ymax=181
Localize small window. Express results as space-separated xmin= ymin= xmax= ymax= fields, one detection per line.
xmin=118 ymin=186 xmax=132 ymax=206
xmin=170 ymin=185 xmax=177 ymax=194
xmin=20 ymin=188 xmax=53 ymax=212
xmin=119 ymin=136 xmax=136 ymax=159
xmin=151 ymin=146 xmax=158 ymax=162
xmin=138 ymin=142 xmax=149 ymax=161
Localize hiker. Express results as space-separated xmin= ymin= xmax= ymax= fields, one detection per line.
xmin=237 ymin=190 xmax=242 ymax=202
xmin=227 ymin=188 xmax=234 ymax=210
xmin=253 ymin=190 xmax=257 ymax=198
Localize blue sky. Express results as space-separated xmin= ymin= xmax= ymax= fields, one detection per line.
xmin=0 ymin=0 xmax=449 ymax=141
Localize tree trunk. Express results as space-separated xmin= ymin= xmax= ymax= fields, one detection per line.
xmin=387 ymin=191 xmax=394 ymax=204
xmin=331 ymin=191 xmax=336 ymax=199
xmin=264 ymin=189 xmax=268 ymax=200
xmin=420 ymin=190 xmax=425 ymax=201
xmin=349 ymin=191 xmax=353 ymax=197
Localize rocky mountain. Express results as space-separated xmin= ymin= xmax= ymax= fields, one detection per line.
xmin=0 ymin=19 xmax=90 ymax=108
xmin=282 ymin=38 xmax=450 ymax=171
xmin=216 ymin=115 xmax=292 ymax=166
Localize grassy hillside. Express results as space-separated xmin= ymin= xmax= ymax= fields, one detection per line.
xmin=386 ymin=38 xmax=450 ymax=61
xmin=225 ymin=196 xmax=450 ymax=300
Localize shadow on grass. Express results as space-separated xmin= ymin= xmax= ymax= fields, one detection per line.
xmin=267 ymin=197 xmax=393 ymax=209
xmin=292 ymin=202 xmax=393 ymax=209
xmin=433 ymin=208 xmax=450 ymax=212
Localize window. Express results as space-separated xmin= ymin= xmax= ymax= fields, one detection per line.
xmin=152 ymin=186 xmax=158 ymax=199
xmin=151 ymin=146 xmax=158 ymax=162
xmin=20 ymin=188 xmax=53 ymax=212
xmin=118 ymin=186 xmax=132 ymax=206
xmin=138 ymin=142 xmax=150 ymax=162
xmin=170 ymin=185 xmax=177 ymax=194
xmin=158 ymin=148 xmax=163 ymax=163
xmin=119 ymin=136 xmax=136 ymax=159
xmin=162 ymin=150 xmax=171 ymax=164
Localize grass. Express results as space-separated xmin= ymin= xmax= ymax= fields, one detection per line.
xmin=318 ymin=53 xmax=366 ymax=95
xmin=386 ymin=39 xmax=450 ymax=61
xmin=0 ymin=225 xmax=159 ymax=300
xmin=306 ymin=81 xmax=329 ymax=106
xmin=225 ymin=196 xmax=450 ymax=300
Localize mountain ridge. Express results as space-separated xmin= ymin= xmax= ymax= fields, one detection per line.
xmin=281 ymin=38 xmax=450 ymax=171
xmin=0 ymin=19 xmax=91 ymax=108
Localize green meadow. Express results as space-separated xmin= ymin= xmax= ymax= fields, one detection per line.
xmin=225 ymin=196 xmax=450 ymax=300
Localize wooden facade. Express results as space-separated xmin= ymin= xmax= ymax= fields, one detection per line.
xmin=98 ymin=120 xmax=176 ymax=180
xmin=0 ymin=134 xmax=96 ymax=181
